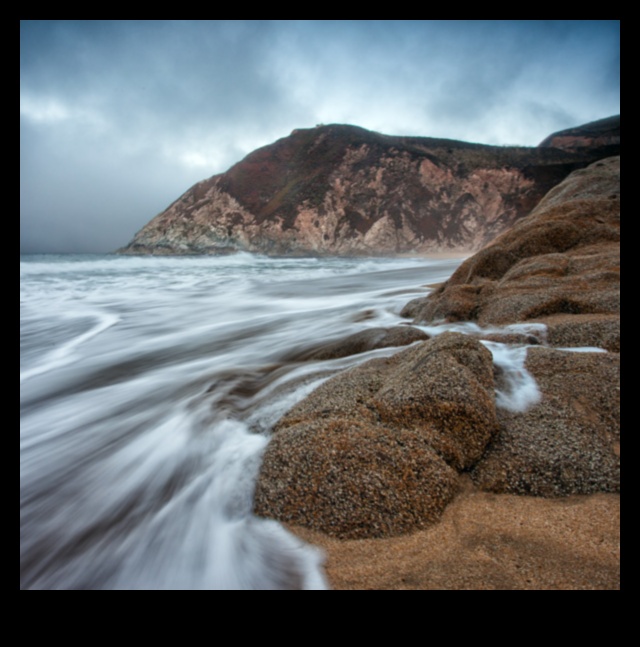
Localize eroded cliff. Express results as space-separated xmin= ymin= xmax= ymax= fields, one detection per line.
xmin=119 ymin=119 xmax=619 ymax=256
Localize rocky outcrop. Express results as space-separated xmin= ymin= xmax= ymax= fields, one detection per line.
xmin=402 ymin=156 xmax=620 ymax=351
xmin=254 ymin=328 xmax=620 ymax=539
xmin=472 ymin=347 xmax=620 ymax=496
xmin=253 ymin=155 xmax=620 ymax=543
xmin=119 ymin=118 xmax=619 ymax=257
xmin=253 ymin=333 xmax=497 ymax=539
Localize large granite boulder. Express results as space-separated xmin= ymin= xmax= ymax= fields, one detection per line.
xmin=254 ymin=419 xmax=458 ymax=539
xmin=472 ymin=347 xmax=620 ymax=496
xmin=254 ymin=333 xmax=498 ymax=538
xmin=371 ymin=333 xmax=497 ymax=470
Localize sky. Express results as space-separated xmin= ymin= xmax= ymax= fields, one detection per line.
xmin=20 ymin=20 xmax=620 ymax=254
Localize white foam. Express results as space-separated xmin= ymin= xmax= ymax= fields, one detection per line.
xmin=481 ymin=341 xmax=541 ymax=412
xmin=416 ymin=320 xmax=485 ymax=337
xmin=556 ymin=346 xmax=608 ymax=353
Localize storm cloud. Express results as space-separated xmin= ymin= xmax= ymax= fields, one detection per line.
xmin=20 ymin=20 xmax=620 ymax=253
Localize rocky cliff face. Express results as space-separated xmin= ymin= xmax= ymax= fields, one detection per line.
xmin=402 ymin=156 xmax=620 ymax=351
xmin=119 ymin=118 xmax=620 ymax=256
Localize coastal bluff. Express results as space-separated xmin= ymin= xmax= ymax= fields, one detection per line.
xmin=118 ymin=117 xmax=619 ymax=257
xmin=253 ymin=156 xmax=620 ymax=589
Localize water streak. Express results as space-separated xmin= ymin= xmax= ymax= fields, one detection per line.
xmin=21 ymin=253 xmax=463 ymax=589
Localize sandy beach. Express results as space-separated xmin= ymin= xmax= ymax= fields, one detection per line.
xmin=288 ymin=479 xmax=620 ymax=590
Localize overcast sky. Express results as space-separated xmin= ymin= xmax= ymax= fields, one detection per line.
xmin=20 ymin=20 xmax=620 ymax=254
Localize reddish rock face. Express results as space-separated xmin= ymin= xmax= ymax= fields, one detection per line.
xmin=118 ymin=119 xmax=619 ymax=256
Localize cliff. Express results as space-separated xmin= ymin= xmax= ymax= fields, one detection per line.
xmin=118 ymin=118 xmax=619 ymax=256
xmin=401 ymin=155 xmax=620 ymax=352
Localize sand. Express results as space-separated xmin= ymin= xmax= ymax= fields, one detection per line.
xmin=289 ymin=478 xmax=620 ymax=590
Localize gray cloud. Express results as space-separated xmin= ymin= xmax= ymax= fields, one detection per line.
xmin=20 ymin=20 xmax=620 ymax=253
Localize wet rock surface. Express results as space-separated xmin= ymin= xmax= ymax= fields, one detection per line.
xmin=287 ymin=325 xmax=428 ymax=361
xmin=254 ymin=419 xmax=458 ymax=539
xmin=471 ymin=347 xmax=620 ymax=496
xmin=255 ymin=333 xmax=499 ymax=538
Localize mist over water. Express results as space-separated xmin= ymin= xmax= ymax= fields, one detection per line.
xmin=20 ymin=252 xmax=543 ymax=589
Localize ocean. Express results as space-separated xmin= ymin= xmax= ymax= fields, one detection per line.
xmin=21 ymin=252 xmax=471 ymax=589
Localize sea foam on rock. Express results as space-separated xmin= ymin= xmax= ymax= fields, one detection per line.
xmin=472 ymin=347 xmax=620 ymax=496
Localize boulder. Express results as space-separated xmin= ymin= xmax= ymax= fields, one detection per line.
xmin=255 ymin=333 xmax=499 ymax=538
xmin=372 ymin=333 xmax=497 ymax=469
xmin=472 ymin=347 xmax=620 ymax=496
xmin=254 ymin=419 xmax=458 ymax=540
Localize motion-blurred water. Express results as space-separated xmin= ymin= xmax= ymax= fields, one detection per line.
xmin=21 ymin=253 xmax=467 ymax=589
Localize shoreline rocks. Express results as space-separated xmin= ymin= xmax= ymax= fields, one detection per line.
xmin=253 ymin=156 xmax=620 ymax=559
xmin=471 ymin=346 xmax=620 ymax=497
xmin=402 ymin=156 xmax=620 ymax=351
xmin=254 ymin=332 xmax=498 ymax=539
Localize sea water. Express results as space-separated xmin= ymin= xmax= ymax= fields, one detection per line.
xmin=21 ymin=252 xmax=539 ymax=589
